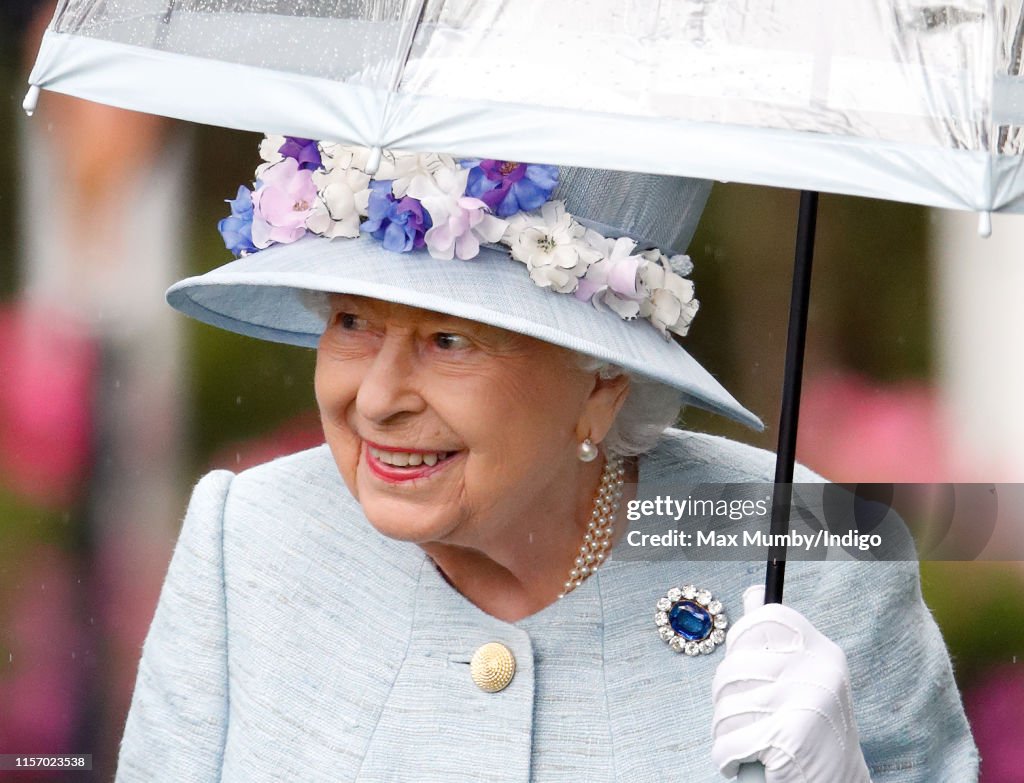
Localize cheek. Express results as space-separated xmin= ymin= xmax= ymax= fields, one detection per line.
xmin=314 ymin=355 xmax=362 ymax=471
xmin=460 ymin=369 xmax=586 ymax=469
xmin=314 ymin=347 xmax=359 ymax=418
xmin=500 ymin=360 xmax=590 ymax=428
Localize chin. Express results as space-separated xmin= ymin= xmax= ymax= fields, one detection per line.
xmin=357 ymin=493 xmax=462 ymax=544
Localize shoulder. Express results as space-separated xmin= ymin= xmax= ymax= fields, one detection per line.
xmin=226 ymin=442 xmax=350 ymax=501
xmin=190 ymin=444 xmax=422 ymax=584
xmin=208 ymin=443 xmax=362 ymax=529
xmin=640 ymin=427 xmax=827 ymax=484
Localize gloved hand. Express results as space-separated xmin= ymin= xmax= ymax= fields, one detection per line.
xmin=710 ymin=586 xmax=872 ymax=782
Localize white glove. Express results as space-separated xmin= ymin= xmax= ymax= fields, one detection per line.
xmin=711 ymin=586 xmax=872 ymax=783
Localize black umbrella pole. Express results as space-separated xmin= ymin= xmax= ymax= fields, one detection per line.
xmin=763 ymin=190 xmax=819 ymax=605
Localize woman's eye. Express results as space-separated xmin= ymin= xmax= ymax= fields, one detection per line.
xmin=337 ymin=313 xmax=368 ymax=330
xmin=433 ymin=332 xmax=470 ymax=350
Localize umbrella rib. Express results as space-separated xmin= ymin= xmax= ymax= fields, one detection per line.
xmin=376 ymin=0 xmax=429 ymax=145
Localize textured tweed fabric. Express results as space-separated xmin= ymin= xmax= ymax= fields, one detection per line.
xmin=116 ymin=430 xmax=978 ymax=782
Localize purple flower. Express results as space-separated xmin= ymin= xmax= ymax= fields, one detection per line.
xmin=360 ymin=180 xmax=433 ymax=253
xmin=462 ymin=159 xmax=559 ymax=217
xmin=278 ymin=136 xmax=322 ymax=171
xmin=218 ymin=185 xmax=257 ymax=256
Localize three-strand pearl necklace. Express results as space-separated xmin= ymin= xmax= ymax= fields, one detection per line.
xmin=560 ymin=456 xmax=625 ymax=597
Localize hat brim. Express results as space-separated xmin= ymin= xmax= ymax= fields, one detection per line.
xmin=167 ymin=235 xmax=763 ymax=431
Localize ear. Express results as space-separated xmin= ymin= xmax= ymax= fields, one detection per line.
xmin=576 ymin=372 xmax=631 ymax=445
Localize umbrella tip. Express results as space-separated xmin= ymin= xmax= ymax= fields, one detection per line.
xmin=22 ymin=84 xmax=40 ymax=117
xmin=365 ymin=146 xmax=383 ymax=176
xmin=977 ymin=211 xmax=992 ymax=238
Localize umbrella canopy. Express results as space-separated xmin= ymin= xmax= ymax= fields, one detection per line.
xmin=27 ymin=0 xmax=1024 ymax=213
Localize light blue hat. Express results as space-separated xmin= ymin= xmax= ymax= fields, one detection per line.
xmin=167 ymin=162 xmax=762 ymax=430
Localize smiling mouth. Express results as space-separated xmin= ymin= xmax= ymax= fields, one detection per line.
xmin=367 ymin=445 xmax=457 ymax=468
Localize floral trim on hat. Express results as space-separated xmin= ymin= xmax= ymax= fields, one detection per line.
xmin=218 ymin=135 xmax=700 ymax=337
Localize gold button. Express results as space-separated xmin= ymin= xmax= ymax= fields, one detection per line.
xmin=470 ymin=642 xmax=516 ymax=693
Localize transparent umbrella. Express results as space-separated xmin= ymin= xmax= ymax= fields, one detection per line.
xmin=24 ymin=3 xmax=1024 ymax=777
xmin=26 ymin=1 xmax=1024 ymax=213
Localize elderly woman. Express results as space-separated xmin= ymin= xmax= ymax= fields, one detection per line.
xmin=116 ymin=140 xmax=977 ymax=782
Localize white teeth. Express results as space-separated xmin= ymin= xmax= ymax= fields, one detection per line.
xmin=369 ymin=447 xmax=450 ymax=467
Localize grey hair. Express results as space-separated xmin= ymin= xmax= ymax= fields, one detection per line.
xmin=302 ymin=290 xmax=682 ymax=455
xmin=575 ymin=355 xmax=683 ymax=458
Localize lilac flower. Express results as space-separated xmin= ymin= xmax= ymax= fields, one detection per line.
xmin=423 ymin=196 xmax=507 ymax=260
xmin=360 ymin=180 xmax=433 ymax=253
xmin=250 ymin=158 xmax=318 ymax=248
xmin=462 ymin=159 xmax=559 ymax=217
xmin=575 ymin=234 xmax=645 ymax=319
xmin=278 ymin=136 xmax=322 ymax=171
xmin=218 ymin=185 xmax=258 ymax=256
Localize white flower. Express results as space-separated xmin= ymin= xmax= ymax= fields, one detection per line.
xmin=306 ymin=166 xmax=372 ymax=239
xmin=316 ymin=146 xmax=459 ymax=197
xmin=375 ymin=151 xmax=458 ymax=197
xmin=259 ymin=134 xmax=286 ymax=163
xmin=317 ymin=143 xmax=376 ymax=175
xmin=255 ymin=134 xmax=287 ymax=178
xmin=406 ymin=167 xmax=507 ymax=260
xmin=406 ymin=166 xmax=470 ymax=222
xmin=504 ymin=202 xmax=599 ymax=293
xmin=638 ymin=252 xmax=700 ymax=337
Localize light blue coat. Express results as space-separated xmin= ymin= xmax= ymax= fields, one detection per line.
xmin=116 ymin=430 xmax=978 ymax=781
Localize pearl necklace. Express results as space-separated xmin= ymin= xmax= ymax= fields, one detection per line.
xmin=560 ymin=456 xmax=625 ymax=597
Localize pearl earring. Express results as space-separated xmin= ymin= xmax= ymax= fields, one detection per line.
xmin=577 ymin=437 xmax=599 ymax=462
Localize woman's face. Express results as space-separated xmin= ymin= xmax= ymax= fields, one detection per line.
xmin=315 ymin=294 xmax=628 ymax=546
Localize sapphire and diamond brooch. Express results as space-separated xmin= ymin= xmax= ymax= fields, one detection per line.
xmin=654 ymin=585 xmax=728 ymax=655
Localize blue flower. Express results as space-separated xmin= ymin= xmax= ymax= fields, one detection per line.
xmin=360 ymin=180 xmax=433 ymax=253
xmin=218 ymin=185 xmax=257 ymax=256
xmin=462 ymin=159 xmax=559 ymax=217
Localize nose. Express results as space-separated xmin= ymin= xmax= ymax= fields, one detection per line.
xmin=355 ymin=332 xmax=427 ymax=424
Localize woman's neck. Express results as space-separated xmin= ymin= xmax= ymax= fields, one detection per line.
xmin=421 ymin=457 xmax=639 ymax=622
